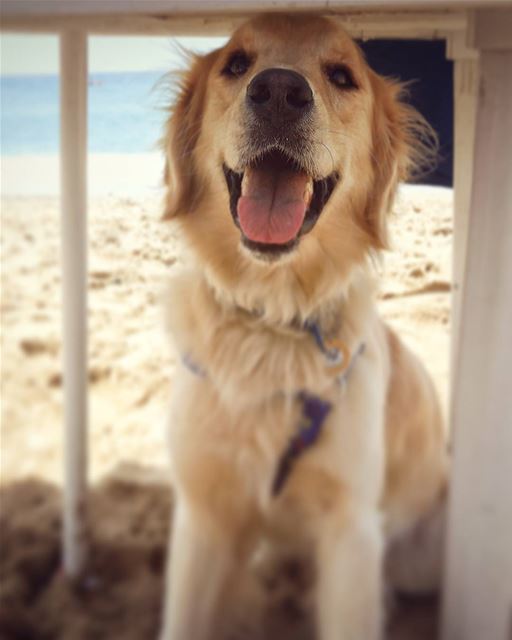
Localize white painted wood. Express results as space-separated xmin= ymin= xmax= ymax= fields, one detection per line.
xmin=450 ymin=56 xmax=479 ymax=380
xmin=60 ymin=31 xmax=89 ymax=578
xmin=1 ymin=0 xmax=511 ymax=18
xmin=0 ymin=13 xmax=237 ymax=35
xmin=441 ymin=47 xmax=512 ymax=640
xmin=445 ymin=27 xmax=479 ymax=60
xmin=470 ymin=8 xmax=512 ymax=50
xmin=0 ymin=10 xmax=466 ymax=37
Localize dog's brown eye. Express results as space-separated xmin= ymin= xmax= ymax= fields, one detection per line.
xmin=325 ymin=65 xmax=356 ymax=90
xmin=222 ymin=52 xmax=252 ymax=78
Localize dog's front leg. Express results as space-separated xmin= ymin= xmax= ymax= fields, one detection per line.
xmin=315 ymin=507 xmax=383 ymax=640
xmin=160 ymin=498 xmax=250 ymax=640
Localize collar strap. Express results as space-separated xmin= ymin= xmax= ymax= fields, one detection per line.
xmin=271 ymin=341 xmax=365 ymax=497
xmin=272 ymin=392 xmax=331 ymax=496
xmin=181 ymin=353 xmax=207 ymax=378
xmin=182 ymin=321 xmax=365 ymax=385
xmin=304 ymin=320 xmax=353 ymax=377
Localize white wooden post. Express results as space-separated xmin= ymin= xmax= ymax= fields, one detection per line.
xmin=445 ymin=33 xmax=479 ymax=375
xmin=442 ymin=10 xmax=512 ymax=640
xmin=60 ymin=30 xmax=89 ymax=578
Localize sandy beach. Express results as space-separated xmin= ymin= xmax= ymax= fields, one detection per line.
xmin=0 ymin=154 xmax=453 ymax=638
xmin=1 ymin=154 xmax=453 ymax=483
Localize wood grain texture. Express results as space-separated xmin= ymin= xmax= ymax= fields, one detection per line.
xmin=442 ymin=44 xmax=512 ymax=640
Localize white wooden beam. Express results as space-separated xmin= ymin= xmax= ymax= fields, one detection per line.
xmin=442 ymin=12 xmax=512 ymax=640
xmin=1 ymin=0 xmax=511 ymax=17
xmin=0 ymin=10 xmax=466 ymax=37
xmin=60 ymin=30 xmax=89 ymax=578
xmin=2 ymin=0 xmax=509 ymax=16
xmin=0 ymin=13 xmax=244 ymax=35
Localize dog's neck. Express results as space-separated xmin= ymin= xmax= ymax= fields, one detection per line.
xmin=201 ymin=261 xmax=376 ymax=345
xmin=165 ymin=266 xmax=377 ymax=410
xmin=228 ymin=299 xmax=343 ymax=339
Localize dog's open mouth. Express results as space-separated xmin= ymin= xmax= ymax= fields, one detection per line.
xmin=223 ymin=149 xmax=339 ymax=256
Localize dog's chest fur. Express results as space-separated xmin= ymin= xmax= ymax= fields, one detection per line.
xmin=165 ymin=269 xmax=390 ymax=522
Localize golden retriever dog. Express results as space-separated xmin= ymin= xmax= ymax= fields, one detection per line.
xmin=160 ymin=13 xmax=448 ymax=640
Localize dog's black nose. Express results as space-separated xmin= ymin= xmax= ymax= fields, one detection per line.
xmin=246 ymin=68 xmax=313 ymax=124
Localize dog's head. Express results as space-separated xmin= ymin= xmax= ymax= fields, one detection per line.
xmin=162 ymin=14 xmax=434 ymax=316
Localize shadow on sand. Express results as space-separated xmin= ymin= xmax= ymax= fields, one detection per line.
xmin=0 ymin=465 xmax=438 ymax=640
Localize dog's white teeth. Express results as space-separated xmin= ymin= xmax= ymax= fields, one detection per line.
xmin=303 ymin=178 xmax=314 ymax=206
xmin=241 ymin=170 xmax=250 ymax=196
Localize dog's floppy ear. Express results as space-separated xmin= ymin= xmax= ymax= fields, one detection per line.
xmin=162 ymin=49 xmax=219 ymax=219
xmin=363 ymin=71 xmax=437 ymax=249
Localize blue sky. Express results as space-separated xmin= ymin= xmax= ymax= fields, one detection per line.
xmin=0 ymin=34 xmax=227 ymax=75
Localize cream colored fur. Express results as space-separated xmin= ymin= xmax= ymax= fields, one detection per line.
xmin=159 ymin=13 xmax=448 ymax=640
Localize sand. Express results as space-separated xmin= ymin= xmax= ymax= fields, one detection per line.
xmin=0 ymin=470 xmax=440 ymax=640
xmin=0 ymin=179 xmax=453 ymax=639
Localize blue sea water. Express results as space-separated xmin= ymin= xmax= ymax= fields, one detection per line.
xmin=1 ymin=70 xmax=171 ymax=155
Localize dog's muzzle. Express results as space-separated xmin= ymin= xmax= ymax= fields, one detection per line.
xmin=223 ymin=68 xmax=339 ymax=259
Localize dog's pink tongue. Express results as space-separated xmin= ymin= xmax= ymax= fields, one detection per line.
xmin=237 ymin=167 xmax=309 ymax=244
